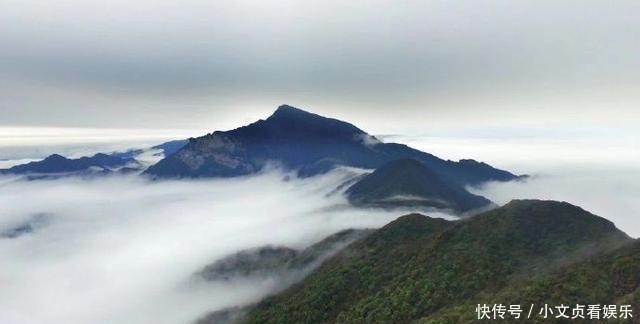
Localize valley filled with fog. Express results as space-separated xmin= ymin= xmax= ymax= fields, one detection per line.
xmin=0 ymin=166 xmax=426 ymax=324
xmin=0 ymin=131 xmax=638 ymax=324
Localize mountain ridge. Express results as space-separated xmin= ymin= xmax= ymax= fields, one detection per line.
xmin=345 ymin=158 xmax=493 ymax=213
xmin=198 ymin=229 xmax=373 ymax=282
xmin=145 ymin=104 xmax=522 ymax=187
xmin=236 ymin=199 xmax=632 ymax=324
xmin=0 ymin=153 xmax=136 ymax=175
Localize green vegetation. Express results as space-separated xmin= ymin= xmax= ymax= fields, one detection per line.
xmin=241 ymin=200 xmax=634 ymax=323
xmin=199 ymin=229 xmax=373 ymax=281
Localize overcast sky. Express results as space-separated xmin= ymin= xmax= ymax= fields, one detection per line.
xmin=1 ymin=0 xmax=638 ymax=134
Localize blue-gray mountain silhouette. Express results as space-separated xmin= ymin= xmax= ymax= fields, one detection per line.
xmin=110 ymin=139 xmax=188 ymax=160
xmin=2 ymin=138 xmax=188 ymax=177
xmin=152 ymin=139 xmax=188 ymax=156
xmin=346 ymin=158 xmax=492 ymax=213
xmin=0 ymin=153 xmax=134 ymax=175
xmin=145 ymin=105 xmax=521 ymax=186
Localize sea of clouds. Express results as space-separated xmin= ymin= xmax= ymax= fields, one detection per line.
xmin=0 ymin=128 xmax=638 ymax=324
xmin=0 ymin=168 xmax=435 ymax=324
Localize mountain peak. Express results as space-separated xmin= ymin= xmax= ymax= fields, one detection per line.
xmin=479 ymin=199 xmax=630 ymax=243
xmin=501 ymin=199 xmax=589 ymax=216
xmin=267 ymin=104 xmax=328 ymax=123
xmin=384 ymin=213 xmax=445 ymax=229
xmin=258 ymin=104 xmax=366 ymax=140
xmin=44 ymin=154 xmax=69 ymax=162
xmin=145 ymin=104 xmax=520 ymax=184
xmin=275 ymin=104 xmax=304 ymax=114
xmin=1 ymin=152 xmax=135 ymax=175
xmin=346 ymin=158 xmax=492 ymax=213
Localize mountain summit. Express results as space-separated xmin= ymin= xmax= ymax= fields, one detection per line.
xmin=145 ymin=105 xmax=521 ymax=186
xmin=239 ymin=200 xmax=632 ymax=324
xmin=346 ymin=158 xmax=492 ymax=212
xmin=264 ymin=105 xmax=366 ymax=139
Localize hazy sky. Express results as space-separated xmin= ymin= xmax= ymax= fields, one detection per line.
xmin=1 ymin=3 xmax=638 ymax=322
xmin=1 ymin=0 xmax=638 ymax=133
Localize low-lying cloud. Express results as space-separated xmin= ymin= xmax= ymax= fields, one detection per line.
xmin=1 ymin=130 xmax=638 ymax=324
xmin=0 ymin=168 xmax=438 ymax=324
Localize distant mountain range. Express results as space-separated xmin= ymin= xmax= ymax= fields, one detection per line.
xmin=345 ymin=158 xmax=493 ymax=213
xmin=214 ymin=200 xmax=635 ymax=324
xmin=0 ymin=139 xmax=188 ymax=178
xmin=145 ymin=105 xmax=522 ymax=187
xmin=0 ymin=105 xmax=521 ymax=214
xmin=0 ymin=153 xmax=137 ymax=176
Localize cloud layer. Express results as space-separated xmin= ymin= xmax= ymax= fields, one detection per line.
xmin=0 ymin=168 xmax=434 ymax=324
xmin=1 ymin=0 xmax=638 ymax=131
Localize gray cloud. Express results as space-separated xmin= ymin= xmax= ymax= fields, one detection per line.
xmin=0 ymin=0 xmax=638 ymax=130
